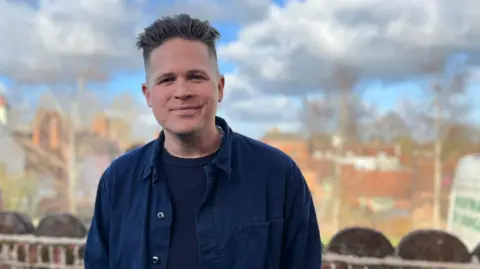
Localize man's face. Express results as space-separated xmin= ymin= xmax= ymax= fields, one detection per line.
xmin=142 ymin=38 xmax=224 ymax=136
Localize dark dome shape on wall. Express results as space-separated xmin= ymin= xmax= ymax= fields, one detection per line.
xmin=397 ymin=229 xmax=471 ymax=264
xmin=35 ymin=213 xmax=87 ymax=238
xmin=0 ymin=211 xmax=35 ymax=234
xmin=327 ymin=226 xmax=395 ymax=257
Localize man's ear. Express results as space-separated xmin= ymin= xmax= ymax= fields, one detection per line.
xmin=217 ymin=74 xmax=225 ymax=103
xmin=142 ymin=83 xmax=152 ymax=107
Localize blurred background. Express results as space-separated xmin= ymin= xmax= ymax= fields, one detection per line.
xmin=1 ymin=0 xmax=480 ymax=267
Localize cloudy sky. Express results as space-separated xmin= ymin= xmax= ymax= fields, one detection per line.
xmin=1 ymin=0 xmax=480 ymax=140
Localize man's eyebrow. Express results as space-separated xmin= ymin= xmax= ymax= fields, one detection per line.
xmin=154 ymin=72 xmax=176 ymax=82
xmin=152 ymin=69 xmax=210 ymax=82
xmin=187 ymin=69 xmax=209 ymax=76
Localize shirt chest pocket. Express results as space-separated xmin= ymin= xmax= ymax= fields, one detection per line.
xmin=236 ymin=218 xmax=284 ymax=269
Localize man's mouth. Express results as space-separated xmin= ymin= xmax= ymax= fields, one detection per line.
xmin=171 ymin=105 xmax=202 ymax=115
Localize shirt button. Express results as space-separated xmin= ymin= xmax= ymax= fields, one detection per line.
xmin=157 ymin=212 xmax=165 ymax=219
xmin=152 ymin=256 xmax=160 ymax=264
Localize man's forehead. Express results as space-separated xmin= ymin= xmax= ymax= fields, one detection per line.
xmin=148 ymin=40 xmax=217 ymax=75
xmin=149 ymin=57 xmax=210 ymax=73
xmin=150 ymin=38 xmax=210 ymax=60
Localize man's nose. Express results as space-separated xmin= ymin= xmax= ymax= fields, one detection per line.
xmin=172 ymin=79 xmax=192 ymax=99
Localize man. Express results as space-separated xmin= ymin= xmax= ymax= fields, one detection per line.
xmin=84 ymin=14 xmax=322 ymax=269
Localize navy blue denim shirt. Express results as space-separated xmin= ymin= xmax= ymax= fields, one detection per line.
xmin=84 ymin=116 xmax=322 ymax=269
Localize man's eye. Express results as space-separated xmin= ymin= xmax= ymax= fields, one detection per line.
xmin=189 ymin=75 xmax=205 ymax=81
xmin=159 ymin=77 xmax=175 ymax=84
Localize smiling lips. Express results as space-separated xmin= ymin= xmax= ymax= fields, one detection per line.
xmin=171 ymin=105 xmax=202 ymax=116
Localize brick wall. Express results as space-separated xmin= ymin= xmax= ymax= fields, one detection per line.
xmin=262 ymin=139 xmax=309 ymax=160
xmin=340 ymin=164 xmax=415 ymax=203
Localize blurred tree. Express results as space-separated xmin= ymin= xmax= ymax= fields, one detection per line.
xmin=0 ymin=172 xmax=38 ymax=215
xmin=415 ymin=57 xmax=473 ymax=229
xmin=375 ymin=111 xmax=411 ymax=143
xmin=442 ymin=122 xmax=477 ymax=160
xmin=305 ymin=63 xmax=367 ymax=231
xmin=323 ymin=63 xmax=366 ymax=142
xmin=393 ymin=135 xmax=416 ymax=164
xmin=300 ymin=97 xmax=335 ymax=135
xmin=301 ymin=63 xmax=367 ymax=142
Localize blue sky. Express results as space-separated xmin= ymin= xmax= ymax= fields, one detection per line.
xmin=1 ymin=0 xmax=480 ymax=140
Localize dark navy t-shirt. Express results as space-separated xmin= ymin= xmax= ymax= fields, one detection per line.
xmin=162 ymin=149 xmax=216 ymax=269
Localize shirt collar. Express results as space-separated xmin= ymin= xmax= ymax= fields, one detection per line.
xmin=141 ymin=116 xmax=233 ymax=181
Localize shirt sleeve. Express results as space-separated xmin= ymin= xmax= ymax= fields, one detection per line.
xmin=280 ymin=160 xmax=323 ymax=269
xmin=84 ymin=167 xmax=112 ymax=269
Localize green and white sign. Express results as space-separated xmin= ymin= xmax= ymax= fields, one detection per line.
xmin=447 ymin=154 xmax=480 ymax=251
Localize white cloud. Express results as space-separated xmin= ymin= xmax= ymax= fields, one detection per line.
xmin=156 ymin=0 xmax=272 ymax=24
xmin=10 ymin=0 xmax=480 ymax=135
xmin=220 ymin=71 xmax=301 ymax=126
xmin=222 ymin=72 xmax=257 ymax=104
xmin=225 ymin=94 xmax=299 ymax=122
xmin=219 ymin=0 xmax=480 ymax=96
xmin=0 ymin=0 xmax=276 ymax=86
xmin=0 ymin=0 xmax=282 ymax=129
xmin=0 ymin=0 xmax=146 ymax=85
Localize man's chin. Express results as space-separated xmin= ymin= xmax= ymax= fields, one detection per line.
xmin=168 ymin=124 xmax=202 ymax=137
xmin=174 ymin=129 xmax=198 ymax=137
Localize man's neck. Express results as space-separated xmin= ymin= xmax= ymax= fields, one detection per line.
xmin=164 ymin=125 xmax=221 ymax=159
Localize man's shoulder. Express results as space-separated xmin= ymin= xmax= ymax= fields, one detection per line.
xmin=113 ymin=140 xmax=156 ymax=165
xmin=105 ymin=140 xmax=156 ymax=179
xmin=232 ymin=132 xmax=295 ymax=169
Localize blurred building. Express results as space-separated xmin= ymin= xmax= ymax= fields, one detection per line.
xmin=0 ymin=91 xmax=123 ymax=215
xmin=260 ymin=127 xmax=462 ymax=236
